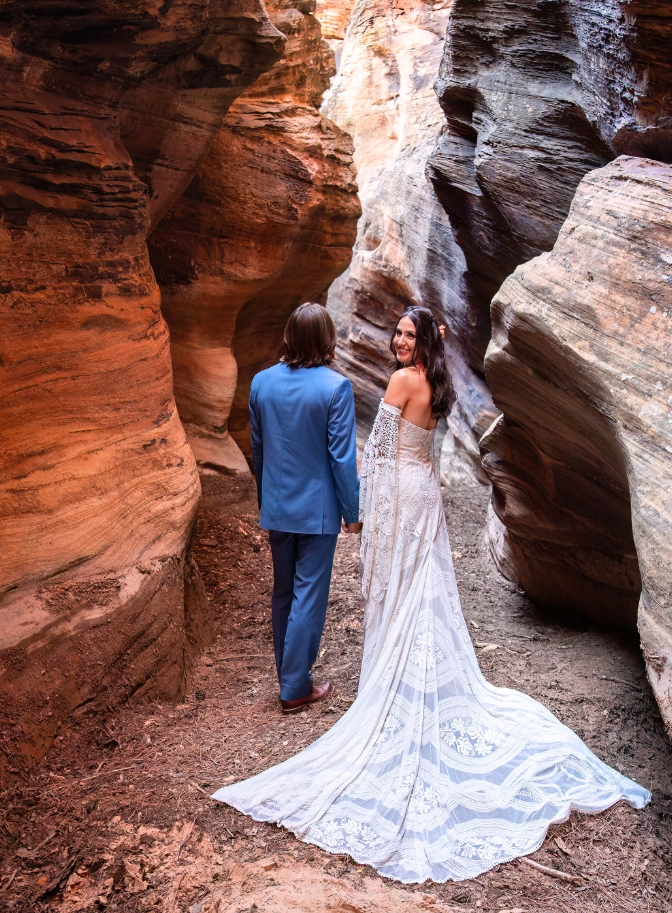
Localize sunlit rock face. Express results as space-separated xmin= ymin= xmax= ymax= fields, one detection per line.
xmin=428 ymin=0 xmax=672 ymax=369
xmin=481 ymin=157 xmax=672 ymax=732
xmin=315 ymin=0 xmax=355 ymax=45
xmin=319 ymin=0 xmax=497 ymax=482
xmin=0 ymin=0 xmax=284 ymax=772
xmin=150 ymin=0 xmax=360 ymax=470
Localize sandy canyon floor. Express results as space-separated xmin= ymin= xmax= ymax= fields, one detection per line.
xmin=1 ymin=474 xmax=671 ymax=912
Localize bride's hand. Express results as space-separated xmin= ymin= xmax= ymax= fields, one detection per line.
xmin=439 ymin=324 xmax=446 ymax=339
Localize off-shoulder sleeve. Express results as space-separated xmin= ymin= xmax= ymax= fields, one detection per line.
xmin=359 ymin=401 xmax=400 ymax=625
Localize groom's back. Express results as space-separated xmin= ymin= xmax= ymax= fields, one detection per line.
xmin=250 ymin=361 xmax=356 ymax=535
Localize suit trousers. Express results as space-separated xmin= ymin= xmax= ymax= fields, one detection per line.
xmin=268 ymin=530 xmax=338 ymax=701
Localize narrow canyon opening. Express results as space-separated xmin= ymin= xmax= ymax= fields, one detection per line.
xmin=1 ymin=0 xmax=672 ymax=910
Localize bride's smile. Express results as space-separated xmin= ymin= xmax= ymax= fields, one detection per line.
xmin=393 ymin=315 xmax=417 ymax=364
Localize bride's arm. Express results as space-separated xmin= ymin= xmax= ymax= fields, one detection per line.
xmin=383 ymin=369 xmax=413 ymax=411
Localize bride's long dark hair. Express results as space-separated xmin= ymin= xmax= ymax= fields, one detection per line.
xmin=389 ymin=306 xmax=455 ymax=418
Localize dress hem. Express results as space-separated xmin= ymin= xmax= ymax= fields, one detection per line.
xmin=210 ymin=791 xmax=649 ymax=885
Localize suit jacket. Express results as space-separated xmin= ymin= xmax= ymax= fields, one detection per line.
xmin=249 ymin=362 xmax=359 ymax=534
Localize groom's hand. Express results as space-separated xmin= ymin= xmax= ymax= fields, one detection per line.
xmin=342 ymin=521 xmax=363 ymax=534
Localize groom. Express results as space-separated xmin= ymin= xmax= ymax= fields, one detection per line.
xmin=249 ymin=303 xmax=361 ymax=714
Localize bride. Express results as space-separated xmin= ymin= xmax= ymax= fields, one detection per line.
xmin=211 ymin=306 xmax=650 ymax=883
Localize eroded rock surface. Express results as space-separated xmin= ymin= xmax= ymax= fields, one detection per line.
xmin=481 ymin=157 xmax=672 ymax=732
xmin=0 ymin=0 xmax=284 ymax=770
xmin=315 ymin=0 xmax=355 ymax=45
xmin=320 ymin=0 xmax=497 ymax=481
xmin=429 ymin=0 xmax=672 ymax=368
xmin=150 ymin=0 xmax=360 ymax=469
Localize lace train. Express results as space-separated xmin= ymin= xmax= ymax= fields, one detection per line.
xmin=212 ymin=402 xmax=650 ymax=883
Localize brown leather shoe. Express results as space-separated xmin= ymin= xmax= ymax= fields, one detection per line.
xmin=280 ymin=681 xmax=333 ymax=714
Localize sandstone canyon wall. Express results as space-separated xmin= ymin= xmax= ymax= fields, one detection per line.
xmin=319 ymin=0 xmax=498 ymax=482
xmin=429 ymin=0 xmax=672 ymax=729
xmin=0 ymin=0 xmax=287 ymax=774
xmin=149 ymin=0 xmax=360 ymax=470
xmin=315 ymin=0 xmax=355 ymax=53
xmin=429 ymin=0 xmax=672 ymax=350
xmin=482 ymin=156 xmax=672 ymax=732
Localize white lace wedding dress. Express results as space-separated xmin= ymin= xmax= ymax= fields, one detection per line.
xmin=212 ymin=402 xmax=650 ymax=883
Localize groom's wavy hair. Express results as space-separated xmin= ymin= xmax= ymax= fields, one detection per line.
xmin=389 ymin=306 xmax=456 ymax=418
xmin=281 ymin=302 xmax=337 ymax=369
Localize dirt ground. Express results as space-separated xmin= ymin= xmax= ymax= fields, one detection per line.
xmin=1 ymin=473 xmax=671 ymax=912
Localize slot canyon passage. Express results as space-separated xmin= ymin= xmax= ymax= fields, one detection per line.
xmin=1 ymin=0 xmax=672 ymax=910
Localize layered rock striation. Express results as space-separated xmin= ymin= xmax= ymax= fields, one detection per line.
xmin=429 ymin=0 xmax=672 ymax=726
xmin=320 ymin=0 xmax=497 ymax=481
xmin=481 ymin=157 xmax=672 ymax=730
xmin=150 ymin=0 xmax=360 ymax=469
xmin=429 ymin=0 xmax=672 ymax=370
xmin=0 ymin=0 xmax=285 ymax=772
xmin=315 ymin=0 xmax=355 ymax=47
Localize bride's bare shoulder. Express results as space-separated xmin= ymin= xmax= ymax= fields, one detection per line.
xmin=384 ymin=368 xmax=423 ymax=408
xmin=389 ymin=367 xmax=417 ymax=386
xmin=385 ymin=367 xmax=415 ymax=390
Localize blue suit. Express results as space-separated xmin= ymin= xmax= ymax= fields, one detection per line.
xmin=249 ymin=363 xmax=359 ymax=700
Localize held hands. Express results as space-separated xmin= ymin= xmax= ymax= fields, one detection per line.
xmin=342 ymin=521 xmax=363 ymax=534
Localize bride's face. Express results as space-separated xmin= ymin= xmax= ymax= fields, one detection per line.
xmin=394 ymin=316 xmax=417 ymax=365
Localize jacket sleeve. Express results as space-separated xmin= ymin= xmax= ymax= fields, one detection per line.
xmin=327 ymin=378 xmax=360 ymax=525
xmin=249 ymin=382 xmax=263 ymax=510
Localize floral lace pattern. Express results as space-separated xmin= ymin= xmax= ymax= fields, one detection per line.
xmin=408 ymin=780 xmax=441 ymax=815
xmin=376 ymin=713 xmax=404 ymax=746
xmin=440 ymin=718 xmax=505 ymax=758
xmin=359 ymin=403 xmax=399 ymax=659
xmin=455 ymin=836 xmax=533 ymax=862
xmin=212 ymin=402 xmax=650 ymax=884
xmin=408 ymin=630 xmax=444 ymax=670
xmin=319 ymin=816 xmax=381 ymax=852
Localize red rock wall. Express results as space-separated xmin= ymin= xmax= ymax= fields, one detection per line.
xmin=482 ymin=157 xmax=672 ymax=732
xmin=315 ymin=0 xmax=355 ymax=43
xmin=0 ymin=0 xmax=285 ymax=776
xmin=149 ymin=0 xmax=360 ymax=469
